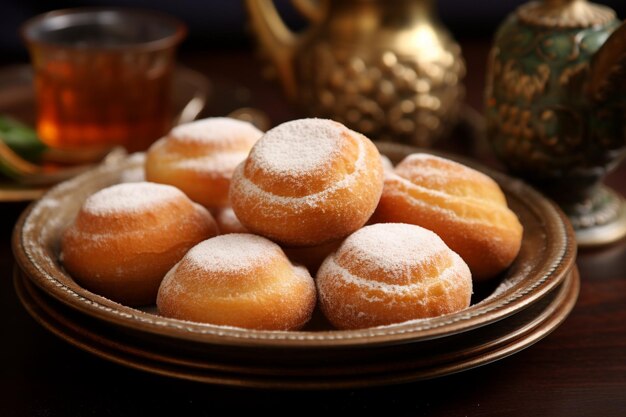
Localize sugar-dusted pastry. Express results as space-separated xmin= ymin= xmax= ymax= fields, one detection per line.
xmin=157 ymin=234 xmax=316 ymax=330
xmin=145 ymin=117 xmax=263 ymax=209
xmin=230 ymin=118 xmax=384 ymax=246
xmin=372 ymin=153 xmax=523 ymax=280
xmin=316 ymin=223 xmax=472 ymax=330
xmin=61 ymin=182 xmax=218 ymax=306
xmin=282 ymin=239 xmax=343 ymax=275
xmin=215 ymin=206 xmax=248 ymax=234
xmin=380 ymin=154 xmax=394 ymax=173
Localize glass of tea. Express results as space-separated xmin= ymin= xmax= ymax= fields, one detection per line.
xmin=21 ymin=8 xmax=187 ymax=153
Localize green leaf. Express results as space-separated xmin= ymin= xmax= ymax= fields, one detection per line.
xmin=0 ymin=115 xmax=47 ymax=162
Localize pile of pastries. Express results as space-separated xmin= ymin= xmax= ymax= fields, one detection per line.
xmin=61 ymin=117 xmax=523 ymax=331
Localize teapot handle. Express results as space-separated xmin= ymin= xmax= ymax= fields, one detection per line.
xmin=245 ymin=0 xmax=327 ymax=100
xmin=587 ymin=21 xmax=626 ymax=103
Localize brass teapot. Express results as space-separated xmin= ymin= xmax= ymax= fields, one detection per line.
xmin=246 ymin=0 xmax=465 ymax=146
xmin=485 ymin=0 xmax=626 ymax=246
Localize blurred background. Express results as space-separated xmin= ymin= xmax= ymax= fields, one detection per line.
xmin=1 ymin=0 xmax=625 ymax=63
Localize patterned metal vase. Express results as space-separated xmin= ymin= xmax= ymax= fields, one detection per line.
xmin=485 ymin=0 xmax=626 ymax=246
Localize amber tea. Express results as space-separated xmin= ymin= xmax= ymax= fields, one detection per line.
xmin=22 ymin=8 xmax=186 ymax=152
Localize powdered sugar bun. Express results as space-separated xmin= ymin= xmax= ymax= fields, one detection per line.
xmin=61 ymin=182 xmax=218 ymax=306
xmin=215 ymin=206 xmax=248 ymax=234
xmin=316 ymin=223 xmax=472 ymax=330
xmin=282 ymin=239 xmax=343 ymax=275
xmin=157 ymin=234 xmax=316 ymax=330
xmin=372 ymin=153 xmax=523 ymax=280
xmin=380 ymin=154 xmax=394 ymax=173
xmin=230 ymin=118 xmax=384 ymax=246
xmin=145 ymin=117 xmax=263 ymax=209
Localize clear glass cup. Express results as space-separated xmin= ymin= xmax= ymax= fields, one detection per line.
xmin=21 ymin=8 xmax=187 ymax=152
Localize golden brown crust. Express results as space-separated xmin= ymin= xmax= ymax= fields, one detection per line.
xmin=230 ymin=119 xmax=384 ymax=246
xmin=61 ymin=183 xmax=218 ymax=306
xmin=282 ymin=239 xmax=343 ymax=275
xmin=316 ymin=223 xmax=472 ymax=330
xmin=157 ymin=234 xmax=316 ymax=330
xmin=372 ymin=153 xmax=523 ymax=280
xmin=145 ymin=117 xmax=262 ymax=209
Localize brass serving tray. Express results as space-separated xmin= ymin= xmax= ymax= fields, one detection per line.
xmin=14 ymin=266 xmax=579 ymax=389
xmin=12 ymin=144 xmax=578 ymax=388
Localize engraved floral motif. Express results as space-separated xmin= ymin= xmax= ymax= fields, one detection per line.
xmin=495 ymin=59 xmax=551 ymax=102
xmin=485 ymin=2 xmax=626 ymax=230
xmin=558 ymin=62 xmax=588 ymax=87
xmin=486 ymin=13 xmax=623 ymax=172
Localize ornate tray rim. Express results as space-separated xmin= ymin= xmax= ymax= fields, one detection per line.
xmin=13 ymin=266 xmax=580 ymax=389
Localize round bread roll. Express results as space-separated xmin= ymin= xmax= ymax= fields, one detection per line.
xmin=372 ymin=153 xmax=523 ymax=280
xmin=157 ymin=234 xmax=316 ymax=330
xmin=317 ymin=223 xmax=472 ymax=330
xmin=230 ymin=118 xmax=384 ymax=246
xmin=145 ymin=117 xmax=263 ymax=209
xmin=61 ymin=182 xmax=218 ymax=306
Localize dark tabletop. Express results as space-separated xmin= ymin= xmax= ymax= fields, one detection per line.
xmin=1 ymin=40 xmax=626 ymax=417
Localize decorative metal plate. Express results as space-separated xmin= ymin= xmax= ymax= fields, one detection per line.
xmin=12 ymin=143 xmax=579 ymax=387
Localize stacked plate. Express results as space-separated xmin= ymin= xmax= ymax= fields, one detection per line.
xmin=12 ymin=143 xmax=578 ymax=389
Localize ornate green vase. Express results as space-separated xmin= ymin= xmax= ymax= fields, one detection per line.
xmin=485 ymin=0 xmax=626 ymax=246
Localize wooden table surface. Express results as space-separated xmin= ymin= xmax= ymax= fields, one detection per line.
xmin=1 ymin=40 xmax=625 ymax=417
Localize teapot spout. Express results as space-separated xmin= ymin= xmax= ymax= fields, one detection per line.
xmin=587 ymin=21 xmax=626 ymax=103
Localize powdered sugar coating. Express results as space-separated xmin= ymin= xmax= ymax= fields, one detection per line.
xmin=157 ymin=233 xmax=317 ymax=330
xmin=119 ymin=153 xmax=147 ymax=183
xmin=374 ymin=152 xmax=523 ymax=281
xmin=145 ymin=117 xmax=263 ymax=209
xmin=382 ymin=173 xmax=482 ymax=224
xmin=233 ymin=133 xmax=366 ymax=206
xmin=395 ymin=153 xmax=504 ymax=202
xmin=380 ymin=154 xmax=394 ymax=173
xmin=183 ymin=233 xmax=281 ymax=274
xmin=216 ymin=207 xmax=247 ymax=234
xmin=316 ymin=223 xmax=473 ymax=329
xmin=321 ymin=247 xmax=468 ymax=296
xmin=336 ymin=223 xmax=449 ymax=282
xmin=230 ymin=118 xmax=384 ymax=245
xmin=82 ymin=182 xmax=184 ymax=216
xmin=386 ymin=153 xmax=519 ymax=231
xmin=248 ymin=118 xmax=345 ymax=175
xmin=169 ymin=117 xmax=263 ymax=148
xmin=170 ymin=151 xmax=250 ymax=176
